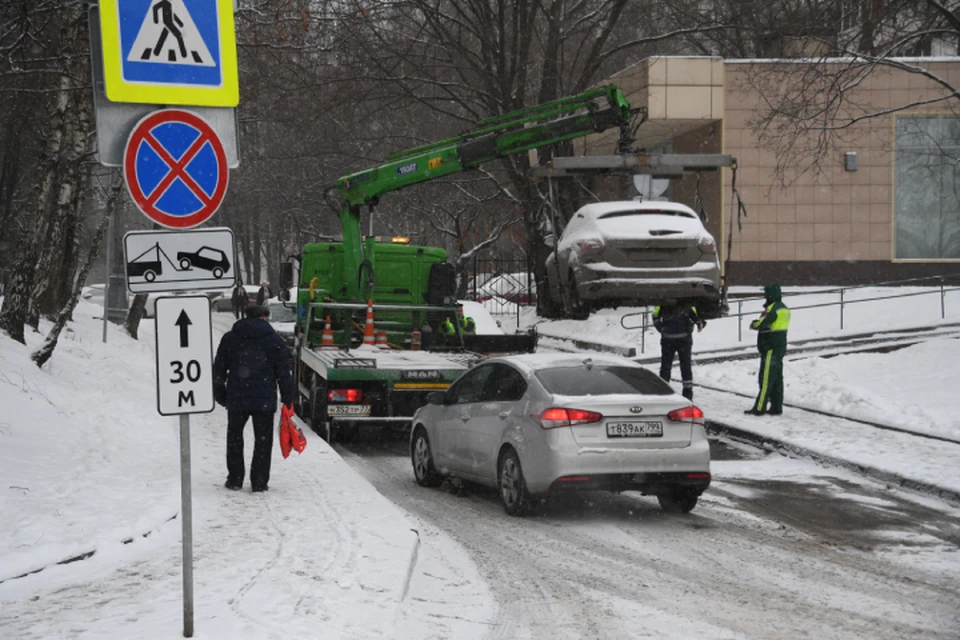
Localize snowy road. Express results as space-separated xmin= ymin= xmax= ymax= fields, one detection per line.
xmin=341 ymin=434 xmax=960 ymax=640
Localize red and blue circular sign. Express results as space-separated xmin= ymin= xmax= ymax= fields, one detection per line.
xmin=124 ymin=109 xmax=228 ymax=229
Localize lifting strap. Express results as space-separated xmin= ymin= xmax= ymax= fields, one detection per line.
xmin=721 ymin=161 xmax=747 ymax=305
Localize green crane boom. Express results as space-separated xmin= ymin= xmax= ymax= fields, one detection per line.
xmin=332 ymin=85 xmax=639 ymax=301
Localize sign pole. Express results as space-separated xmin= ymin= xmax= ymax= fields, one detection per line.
xmin=179 ymin=413 xmax=195 ymax=638
xmin=102 ymin=206 xmax=114 ymax=343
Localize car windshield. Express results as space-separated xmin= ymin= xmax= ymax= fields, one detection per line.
xmin=268 ymin=304 xmax=297 ymax=322
xmin=536 ymin=365 xmax=674 ymax=396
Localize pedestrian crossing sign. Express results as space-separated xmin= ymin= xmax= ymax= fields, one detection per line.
xmin=99 ymin=0 xmax=238 ymax=107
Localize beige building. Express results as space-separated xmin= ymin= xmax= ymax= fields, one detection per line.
xmin=581 ymin=56 xmax=960 ymax=285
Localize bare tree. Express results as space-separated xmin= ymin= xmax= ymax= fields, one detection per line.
xmin=0 ymin=1 xmax=93 ymax=343
xmin=737 ymin=0 xmax=960 ymax=181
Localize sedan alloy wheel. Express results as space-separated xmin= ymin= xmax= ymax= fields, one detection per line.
xmin=498 ymin=449 xmax=532 ymax=516
xmin=412 ymin=428 xmax=442 ymax=487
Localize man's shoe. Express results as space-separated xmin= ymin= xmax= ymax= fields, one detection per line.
xmin=252 ymin=485 xmax=269 ymax=493
xmin=768 ymin=409 xmax=783 ymax=416
xmin=224 ymin=480 xmax=242 ymax=491
xmin=743 ymin=409 xmax=765 ymax=416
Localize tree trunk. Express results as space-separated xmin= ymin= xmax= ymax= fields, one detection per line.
xmin=32 ymin=198 xmax=114 ymax=368
xmin=28 ymin=10 xmax=92 ymax=326
xmin=0 ymin=5 xmax=87 ymax=342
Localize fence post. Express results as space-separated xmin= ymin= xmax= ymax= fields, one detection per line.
xmin=737 ymin=300 xmax=743 ymax=342
xmin=640 ymin=311 xmax=647 ymax=354
xmin=840 ymin=288 xmax=845 ymax=330
xmin=941 ymin=276 xmax=946 ymax=319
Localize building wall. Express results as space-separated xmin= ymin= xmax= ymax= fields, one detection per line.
xmin=722 ymin=59 xmax=960 ymax=285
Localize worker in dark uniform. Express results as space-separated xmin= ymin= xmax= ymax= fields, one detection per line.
xmin=652 ymin=303 xmax=705 ymax=401
xmin=745 ymin=284 xmax=791 ymax=416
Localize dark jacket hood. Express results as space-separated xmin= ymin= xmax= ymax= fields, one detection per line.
xmin=231 ymin=317 xmax=275 ymax=339
xmin=764 ymin=284 xmax=782 ymax=303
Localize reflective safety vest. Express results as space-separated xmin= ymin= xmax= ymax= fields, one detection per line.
xmin=440 ymin=317 xmax=456 ymax=336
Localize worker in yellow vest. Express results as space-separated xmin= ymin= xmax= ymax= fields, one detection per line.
xmin=745 ymin=284 xmax=791 ymax=416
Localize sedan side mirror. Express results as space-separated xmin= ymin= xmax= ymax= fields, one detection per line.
xmin=543 ymin=233 xmax=556 ymax=248
xmin=427 ymin=391 xmax=446 ymax=405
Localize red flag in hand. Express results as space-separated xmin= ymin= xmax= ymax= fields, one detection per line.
xmin=279 ymin=406 xmax=293 ymax=459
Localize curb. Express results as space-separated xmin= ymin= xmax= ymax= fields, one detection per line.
xmin=706 ymin=420 xmax=960 ymax=506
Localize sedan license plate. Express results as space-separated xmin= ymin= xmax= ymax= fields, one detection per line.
xmin=606 ymin=421 xmax=663 ymax=438
xmin=328 ymin=404 xmax=371 ymax=417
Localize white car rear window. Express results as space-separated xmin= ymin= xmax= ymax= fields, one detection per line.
xmin=536 ymin=365 xmax=673 ymax=396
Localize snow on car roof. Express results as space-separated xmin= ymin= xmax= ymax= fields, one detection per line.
xmin=576 ymin=200 xmax=698 ymax=219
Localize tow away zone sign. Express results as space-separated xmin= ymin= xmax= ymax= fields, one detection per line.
xmin=155 ymin=295 xmax=214 ymax=415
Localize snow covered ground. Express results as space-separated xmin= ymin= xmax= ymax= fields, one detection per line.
xmin=0 ymin=285 xmax=958 ymax=638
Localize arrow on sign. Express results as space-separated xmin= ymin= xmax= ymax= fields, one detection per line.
xmin=175 ymin=309 xmax=192 ymax=347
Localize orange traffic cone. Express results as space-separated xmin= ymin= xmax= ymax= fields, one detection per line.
xmin=363 ymin=299 xmax=376 ymax=345
xmin=376 ymin=330 xmax=388 ymax=348
xmin=321 ymin=316 xmax=334 ymax=346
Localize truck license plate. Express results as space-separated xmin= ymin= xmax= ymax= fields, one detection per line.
xmin=606 ymin=421 xmax=663 ymax=438
xmin=328 ymin=405 xmax=371 ymax=417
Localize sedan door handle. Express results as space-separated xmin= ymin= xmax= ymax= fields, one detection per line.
xmin=498 ymin=411 xmax=509 ymax=419
xmin=460 ymin=414 xmax=470 ymax=422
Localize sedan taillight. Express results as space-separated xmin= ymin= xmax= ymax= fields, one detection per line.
xmin=538 ymin=407 xmax=604 ymax=429
xmin=698 ymin=236 xmax=716 ymax=254
xmin=576 ymin=239 xmax=604 ymax=256
xmin=667 ymin=406 xmax=704 ymax=422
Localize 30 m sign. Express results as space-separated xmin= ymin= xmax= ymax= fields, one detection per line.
xmin=155 ymin=296 xmax=215 ymax=416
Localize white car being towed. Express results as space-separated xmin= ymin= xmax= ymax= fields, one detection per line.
xmin=410 ymin=352 xmax=711 ymax=516
xmin=544 ymin=200 xmax=722 ymax=318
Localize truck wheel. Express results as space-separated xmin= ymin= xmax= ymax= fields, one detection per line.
xmin=179 ymin=258 xmax=192 ymax=270
xmin=212 ymin=267 xmax=224 ymax=279
xmin=657 ymin=487 xmax=699 ymax=514
xmin=144 ymin=271 xmax=157 ymax=283
xmin=498 ymin=448 xmax=532 ymax=516
xmin=411 ymin=427 xmax=442 ymax=487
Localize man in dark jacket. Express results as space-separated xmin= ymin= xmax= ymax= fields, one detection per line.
xmin=256 ymin=281 xmax=271 ymax=306
xmin=230 ymin=281 xmax=247 ymax=319
xmin=745 ymin=284 xmax=791 ymax=416
xmin=214 ymin=304 xmax=295 ymax=492
xmin=652 ymin=303 xmax=706 ymax=401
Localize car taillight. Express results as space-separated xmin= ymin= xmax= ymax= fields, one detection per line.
xmin=538 ymin=407 xmax=603 ymax=429
xmin=698 ymin=236 xmax=716 ymax=254
xmin=576 ymin=239 xmax=604 ymax=256
xmin=329 ymin=388 xmax=362 ymax=403
xmin=667 ymin=406 xmax=704 ymax=422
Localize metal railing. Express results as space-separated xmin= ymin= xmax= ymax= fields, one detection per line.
xmin=621 ymin=273 xmax=960 ymax=354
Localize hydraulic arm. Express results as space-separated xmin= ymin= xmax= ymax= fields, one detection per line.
xmin=333 ymin=85 xmax=641 ymax=301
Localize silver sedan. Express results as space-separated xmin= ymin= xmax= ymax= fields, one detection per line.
xmin=410 ymin=353 xmax=711 ymax=516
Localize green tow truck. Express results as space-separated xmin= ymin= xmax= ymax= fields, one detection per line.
xmin=281 ymin=86 xmax=645 ymax=442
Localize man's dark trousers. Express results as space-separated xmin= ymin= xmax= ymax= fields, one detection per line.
xmin=226 ymin=410 xmax=275 ymax=490
xmin=660 ymin=337 xmax=694 ymax=400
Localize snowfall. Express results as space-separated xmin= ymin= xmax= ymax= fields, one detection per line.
xmin=1 ymin=285 xmax=959 ymax=639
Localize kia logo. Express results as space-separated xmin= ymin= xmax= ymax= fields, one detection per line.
xmin=629 ymin=406 xmax=643 ymax=414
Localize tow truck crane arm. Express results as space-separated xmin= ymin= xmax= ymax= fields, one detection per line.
xmin=332 ymin=85 xmax=642 ymax=300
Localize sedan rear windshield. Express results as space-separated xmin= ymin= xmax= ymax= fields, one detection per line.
xmin=598 ymin=210 xmax=696 ymax=220
xmin=535 ymin=365 xmax=674 ymax=396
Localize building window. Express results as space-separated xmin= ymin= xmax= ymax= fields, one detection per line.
xmin=894 ymin=116 xmax=960 ymax=260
